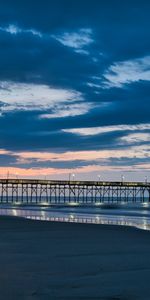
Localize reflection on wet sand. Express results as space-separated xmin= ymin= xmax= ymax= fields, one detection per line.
xmin=0 ymin=207 xmax=150 ymax=231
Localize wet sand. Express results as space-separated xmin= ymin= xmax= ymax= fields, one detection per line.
xmin=0 ymin=217 xmax=150 ymax=299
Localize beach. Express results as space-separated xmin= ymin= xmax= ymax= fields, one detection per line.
xmin=0 ymin=217 xmax=150 ymax=299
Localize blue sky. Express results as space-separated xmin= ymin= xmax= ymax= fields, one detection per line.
xmin=0 ymin=0 xmax=149 ymax=180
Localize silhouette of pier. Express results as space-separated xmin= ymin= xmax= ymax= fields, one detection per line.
xmin=0 ymin=179 xmax=149 ymax=204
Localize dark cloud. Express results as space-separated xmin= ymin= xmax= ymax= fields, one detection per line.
xmin=0 ymin=0 xmax=149 ymax=171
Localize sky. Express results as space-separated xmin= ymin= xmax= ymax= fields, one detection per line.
xmin=0 ymin=0 xmax=149 ymax=181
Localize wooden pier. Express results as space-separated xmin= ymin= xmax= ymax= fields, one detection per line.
xmin=0 ymin=179 xmax=149 ymax=204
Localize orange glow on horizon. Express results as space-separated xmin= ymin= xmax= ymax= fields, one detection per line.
xmin=0 ymin=163 xmax=149 ymax=179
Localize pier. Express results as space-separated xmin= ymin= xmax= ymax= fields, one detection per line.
xmin=0 ymin=179 xmax=149 ymax=204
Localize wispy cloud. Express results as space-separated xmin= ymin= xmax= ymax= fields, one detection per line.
xmin=9 ymin=145 xmax=150 ymax=164
xmin=121 ymin=133 xmax=150 ymax=143
xmin=63 ymin=124 xmax=150 ymax=136
xmin=103 ymin=56 xmax=150 ymax=88
xmin=52 ymin=28 xmax=93 ymax=54
xmin=0 ymin=81 xmax=87 ymax=117
xmin=40 ymin=102 xmax=92 ymax=118
xmin=0 ymin=24 xmax=42 ymax=37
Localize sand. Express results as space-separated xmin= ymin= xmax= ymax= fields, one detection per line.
xmin=0 ymin=217 xmax=150 ymax=299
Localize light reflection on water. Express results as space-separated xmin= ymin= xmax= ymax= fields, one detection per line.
xmin=0 ymin=205 xmax=150 ymax=231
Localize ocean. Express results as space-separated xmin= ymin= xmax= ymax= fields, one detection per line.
xmin=0 ymin=200 xmax=150 ymax=231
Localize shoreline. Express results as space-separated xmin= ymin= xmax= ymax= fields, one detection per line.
xmin=0 ymin=216 xmax=150 ymax=299
xmin=0 ymin=206 xmax=150 ymax=231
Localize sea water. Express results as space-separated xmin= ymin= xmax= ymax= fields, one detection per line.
xmin=0 ymin=201 xmax=150 ymax=231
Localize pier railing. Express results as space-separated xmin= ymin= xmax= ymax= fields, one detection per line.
xmin=0 ymin=179 xmax=149 ymax=204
